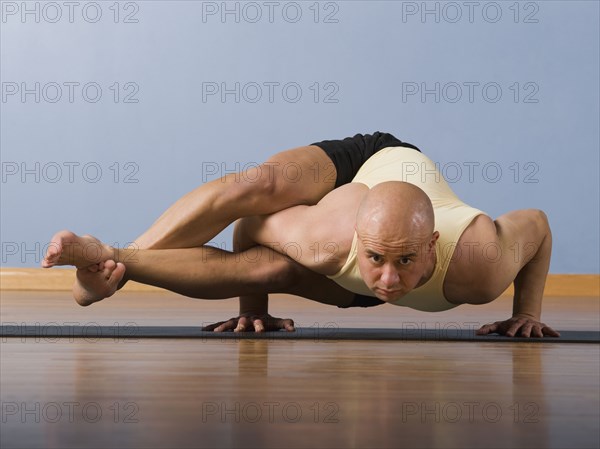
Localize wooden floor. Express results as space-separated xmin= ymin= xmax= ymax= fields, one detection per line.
xmin=1 ymin=291 xmax=599 ymax=449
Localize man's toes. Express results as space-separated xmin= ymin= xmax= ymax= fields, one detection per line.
xmin=42 ymin=242 xmax=62 ymax=267
xmin=107 ymin=263 xmax=126 ymax=287
xmin=45 ymin=242 xmax=61 ymax=258
xmin=43 ymin=230 xmax=84 ymax=267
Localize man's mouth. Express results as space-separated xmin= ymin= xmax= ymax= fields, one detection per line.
xmin=375 ymin=287 xmax=402 ymax=297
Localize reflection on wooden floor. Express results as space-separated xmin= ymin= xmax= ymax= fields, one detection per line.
xmin=1 ymin=291 xmax=599 ymax=449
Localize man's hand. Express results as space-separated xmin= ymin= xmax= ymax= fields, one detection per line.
xmin=476 ymin=315 xmax=560 ymax=338
xmin=202 ymin=313 xmax=295 ymax=333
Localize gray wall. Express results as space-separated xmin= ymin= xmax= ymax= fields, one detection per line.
xmin=1 ymin=1 xmax=598 ymax=273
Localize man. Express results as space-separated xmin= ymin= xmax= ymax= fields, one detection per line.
xmin=42 ymin=133 xmax=559 ymax=338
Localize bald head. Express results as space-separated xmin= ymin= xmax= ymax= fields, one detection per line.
xmin=355 ymin=182 xmax=438 ymax=301
xmin=356 ymin=181 xmax=435 ymax=243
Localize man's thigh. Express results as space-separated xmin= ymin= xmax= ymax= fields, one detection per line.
xmin=263 ymin=145 xmax=337 ymax=206
xmin=283 ymin=268 xmax=385 ymax=310
xmin=283 ymin=267 xmax=356 ymax=307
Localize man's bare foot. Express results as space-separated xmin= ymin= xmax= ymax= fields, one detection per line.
xmin=42 ymin=230 xmax=114 ymax=269
xmin=73 ymin=260 xmax=126 ymax=306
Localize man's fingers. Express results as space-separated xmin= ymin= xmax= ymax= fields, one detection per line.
xmin=206 ymin=315 xmax=297 ymax=333
xmin=505 ymin=318 xmax=529 ymax=337
xmin=234 ymin=316 xmax=251 ymax=332
xmin=267 ymin=318 xmax=295 ymax=332
xmin=519 ymin=322 xmax=534 ymax=338
xmin=531 ymin=326 xmax=544 ymax=338
xmin=216 ymin=320 xmax=239 ymax=332
xmin=475 ymin=326 xmax=489 ymax=335
xmin=281 ymin=319 xmax=295 ymax=332
xmin=202 ymin=321 xmax=225 ymax=331
xmin=203 ymin=318 xmax=241 ymax=332
xmin=253 ymin=318 xmax=265 ymax=333
xmin=476 ymin=323 xmax=497 ymax=335
xmin=477 ymin=318 xmax=560 ymax=338
xmin=542 ymin=326 xmax=561 ymax=337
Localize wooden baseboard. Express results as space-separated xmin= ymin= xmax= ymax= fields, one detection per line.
xmin=0 ymin=268 xmax=598 ymax=297
xmin=502 ymin=274 xmax=599 ymax=297
xmin=0 ymin=268 xmax=162 ymax=293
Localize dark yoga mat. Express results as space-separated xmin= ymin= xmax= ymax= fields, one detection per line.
xmin=1 ymin=325 xmax=598 ymax=343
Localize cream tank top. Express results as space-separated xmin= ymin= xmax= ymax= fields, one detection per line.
xmin=326 ymin=147 xmax=486 ymax=312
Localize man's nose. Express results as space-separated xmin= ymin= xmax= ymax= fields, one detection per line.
xmin=380 ymin=265 xmax=400 ymax=288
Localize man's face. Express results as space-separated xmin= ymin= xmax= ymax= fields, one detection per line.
xmin=356 ymin=232 xmax=437 ymax=302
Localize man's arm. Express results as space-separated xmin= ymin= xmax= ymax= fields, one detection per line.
xmin=202 ymin=217 xmax=293 ymax=333
xmin=472 ymin=209 xmax=559 ymax=337
xmin=134 ymin=145 xmax=338 ymax=251
xmin=203 ymin=184 xmax=365 ymax=332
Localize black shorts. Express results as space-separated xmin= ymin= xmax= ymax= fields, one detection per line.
xmin=310 ymin=132 xmax=421 ymax=188
xmin=338 ymin=294 xmax=385 ymax=309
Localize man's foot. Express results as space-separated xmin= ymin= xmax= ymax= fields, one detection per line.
xmin=73 ymin=260 xmax=126 ymax=306
xmin=42 ymin=230 xmax=114 ymax=269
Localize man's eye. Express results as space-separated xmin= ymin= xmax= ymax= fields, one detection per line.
xmin=370 ymin=255 xmax=382 ymax=263
xmin=399 ymin=257 xmax=411 ymax=265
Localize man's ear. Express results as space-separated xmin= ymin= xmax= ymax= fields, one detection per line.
xmin=430 ymin=231 xmax=440 ymax=247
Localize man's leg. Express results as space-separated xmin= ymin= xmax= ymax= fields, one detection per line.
xmin=40 ymin=230 xmax=294 ymax=304
xmin=205 ymin=215 xmax=354 ymax=331
xmin=134 ymin=145 xmax=336 ymax=250
xmin=115 ymin=245 xmax=300 ymax=299
xmin=43 ymin=145 xmax=337 ymax=298
xmin=69 ymin=239 xmax=352 ymax=308
xmin=118 ymin=245 xmax=352 ymax=305
xmin=233 ymin=216 xmax=353 ymax=308
xmin=44 ymin=146 xmax=335 ymax=264
xmin=67 ymin=241 xmax=303 ymax=306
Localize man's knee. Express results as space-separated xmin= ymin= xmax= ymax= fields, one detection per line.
xmin=246 ymin=160 xmax=309 ymax=205
xmin=233 ymin=217 xmax=262 ymax=252
xmin=244 ymin=162 xmax=279 ymax=197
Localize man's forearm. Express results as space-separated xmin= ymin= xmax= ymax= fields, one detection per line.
xmin=512 ymin=227 xmax=552 ymax=320
xmin=239 ymin=295 xmax=269 ymax=315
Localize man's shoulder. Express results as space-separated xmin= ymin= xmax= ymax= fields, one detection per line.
xmin=306 ymin=183 xmax=368 ymax=275
xmin=444 ymin=214 xmax=498 ymax=303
